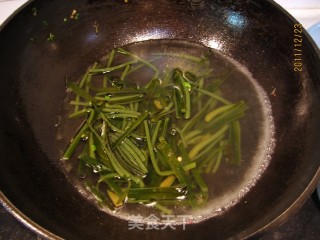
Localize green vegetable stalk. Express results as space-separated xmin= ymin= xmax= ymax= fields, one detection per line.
xmin=62 ymin=47 xmax=247 ymax=213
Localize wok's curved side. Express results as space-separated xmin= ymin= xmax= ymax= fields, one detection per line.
xmin=0 ymin=0 xmax=319 ymax=239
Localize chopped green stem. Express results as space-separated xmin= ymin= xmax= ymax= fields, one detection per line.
xmin=151 ymin=52 xmax=205 ymax=63
xmin=184 ymin=130 xmax=202 ymax=144
xmin=205 ymin=157 xmax=215 ymax=173
xmin=98 ymin=173 xmax=120 ymax=182
xmin=145 ymin=78 xmax=160 ymax=96
xmin=117 ymin=48 xmax=159 ymax=79
xmin=79 ymin=154 xmax=107 ymax=173
xmin=70 ymin=101 xmax=91 ymax=106
xmin=205 ymin=104 xmax=235 ymax=122
xmin=67 ymin=81 xmax=95 ymax=103
xmin=89 ymin=60 xmax=137 ymax=74
xmin=98 ymin=175 xmax=123 ymax=196
xmin=151 ymin=120 xmax=162 ymax=145
xmin=229 ymin=121 xmax=242 ymax=164
xmin=161 ymin=117 xmax=170 ymax=138
xmin=193 ymin=87 xmax=231 ymax=105
xmin=205 ymin=101 xmax=247 ymax=130
xmin=102 ymin=108 xmax=140 ymax=116
xmin=144 ymin=121 xmax=173 ymax=176
xmin=127 ymin=56 xmax=161 ymax=76
xmin=182 ymin=100 xmax=211 ymax=133
xmin=103 ymin=94 xmax=144 ymax=104
xmin=112 ymin=112 xmax=148 ymax=149
xmin=63 ymin=110 xmax=95 ymax=160
xmin=192 ymin=134 xmax=225 ymax=161
xmin=107 ymin=49 xmax=116 ymax=67
xmin=118 ymin=144 xmax=148 ymax=174
xmin=121 ymin=64 xmax=132 ymax=81
xmin=151 ymin=109 xmax=175 ymax=122
xmin=188 ymin=125 xmax=229 ymax=160
xmin=198 ymin=146 xmax=225 ymax=170
xmin=173 ymin=88 xmax=182 ymax=118
xmin=115 ymin=147 xmax=146 ymax=177
xmin=68 ymin=108 xmax=91 ymax=118
xmin=88 ymin=132 xmax=96 ymax=159
xmin=212 ymin=141 xmax=225 ymax=173
xmin=157 ymin=137 xmax=192 ymax=188
xmin=173 ymin=69 xmax=191 ymax=119
xmin=73 ymin=63 xmax=97 ymax=112
xmin=192 ymin=170 xmax=208 ymax=193
xmin=94 ymin=144 xmax=113 ymax=170
xmin=87 ymin=122 xmax=142 ymax=184
xmin=63 ymin=48 xmax=246 ymax=213
xmin=122 ymin=138 xmax=147 ymax=163
xmin=89 ymin=85 xmax=146 ymax=94
xmin=105 ymin=113 xmax=139 ymax=119
xmin=100 ymin=113 xmax=144 ymax=140
xmin=185 ymin=134 xmax=204 ymax=146
xmin=102 ymin=75 xmax=108 ymax=88
xmin=128 ymin=186 xmax=187 ymax=201
xmin=84 ymin=73 xmax=93 ymax=93
xmin=174 ymin=127 xmax=187 ymax=148
xmin=84 ymin=181 xmax=115 ymax=210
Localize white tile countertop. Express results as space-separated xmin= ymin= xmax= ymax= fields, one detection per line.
xmin=0 ymin=0 xmax=319 ymax=239
xmin=274 ymin=0 xmax=320 ymax=29
xmin=0 ymin=0 xmax=28 ymax=25
xmin=0 ymin=0 xmax=319 ymax=29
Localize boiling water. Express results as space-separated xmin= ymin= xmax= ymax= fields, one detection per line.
xmin=55 ymin=40 xmax=275 ymax=224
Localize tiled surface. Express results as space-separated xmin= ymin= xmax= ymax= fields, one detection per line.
xmin=273 ymin=0 xmax=320 ymax=9
xmin=287 ymin=9 xmax=320 ymax=29
xmin=0 ymin=0 xmax=28 ymax=25
xmin=0 ymin=0 xmax=319 ymax=240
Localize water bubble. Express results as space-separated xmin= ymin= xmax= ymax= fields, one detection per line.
xmin=170 ymin=128 xmax=177 ymax=135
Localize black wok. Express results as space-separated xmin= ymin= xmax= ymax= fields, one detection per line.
xmin=0 ymin=0 xmax=320 ymax=239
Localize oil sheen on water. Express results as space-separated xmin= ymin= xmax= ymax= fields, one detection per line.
xmin=56 ymin=39 xmax=275 ymax=224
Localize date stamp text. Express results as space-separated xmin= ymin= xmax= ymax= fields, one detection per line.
xmin=293 ymin=23 xmax=303 ymax=72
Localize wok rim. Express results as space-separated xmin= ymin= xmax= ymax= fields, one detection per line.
xmin=0 ymin=191 xmax=62 ymax=240
xmin=0 ymin=0 xmax=320 ymax=239
xmin=1 ymin=169 xmax=319 ymax=240
xmin=244 ymin=168 xmax=320 ymax=239
xmin=0 ymin=0 xmax=33 ymax=31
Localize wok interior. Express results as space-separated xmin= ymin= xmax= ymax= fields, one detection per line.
xmin=0 ymin=0 xmax=320 ymax=239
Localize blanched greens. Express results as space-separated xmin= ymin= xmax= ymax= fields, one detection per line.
xmin=62 ymin=47 xmax=247 ymax=213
